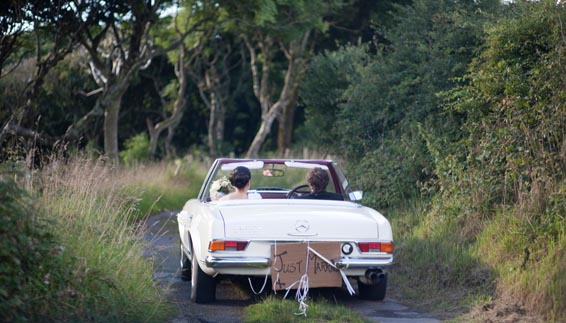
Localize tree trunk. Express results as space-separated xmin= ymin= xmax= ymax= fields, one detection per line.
xmin=246 ymin=111 xmax=279 ymax=158
xmin=243 ymin=32 xmax=310 ymax=158
xmin=103 ymin=98 xmax=121 ymax=162
xmin=207 ymin=92 xmax=218 ymax=157
xmin=147 ymin=118 xmax=159 ymax=158
xmin=277 ymin=96 xmax=298 ymax=156
xmin=165 ymin=124 xmax=177 ymax=158
xmin=215 ymin=100 xmax=226 ymax=144
xmin=147 ymin=53 xmax=187 ymax=158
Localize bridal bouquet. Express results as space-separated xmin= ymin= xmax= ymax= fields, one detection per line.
xmin=209 ymin=176 xmax=232 ymax=200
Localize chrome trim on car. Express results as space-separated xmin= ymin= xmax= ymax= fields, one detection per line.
xmin=335 ymin=256 xmax=394 ymax=269
xmin=205 ymin=255 xmax=393 ymax=270
xmin=205 ymin=256 xmax=271 ymax=268
xmin=287 ymin=232 xmax=318 ymax=237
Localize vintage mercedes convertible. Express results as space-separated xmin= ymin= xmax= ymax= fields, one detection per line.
xmin=177 ymin=158 xmax=394 ymax=303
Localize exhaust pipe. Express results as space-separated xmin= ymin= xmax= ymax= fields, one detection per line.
xmin=364 ymin=269 xmax=384 ymax=283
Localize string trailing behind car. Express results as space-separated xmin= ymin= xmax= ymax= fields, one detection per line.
xmin=177 ymin=158 xmax=394 ymax=303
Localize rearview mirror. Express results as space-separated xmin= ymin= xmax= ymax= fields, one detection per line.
xmin=262 ymin=168 xmax=284 ymax=177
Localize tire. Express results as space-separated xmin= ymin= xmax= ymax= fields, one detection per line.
xmin=358 ymin=273 xmax=387 ymax=301
xmin=180 ymin=243 xmax=191 ymax=281
xmin=190 ymin=242 xmax=216 ymax=303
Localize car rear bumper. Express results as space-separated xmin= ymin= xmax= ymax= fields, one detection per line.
xmin=205 ymin=255 xmax=393 ymax=269
xmin=205 ymin=256 xmax=270 ymax=268
xmin=334 ymin=256 xmax=393 ymax=269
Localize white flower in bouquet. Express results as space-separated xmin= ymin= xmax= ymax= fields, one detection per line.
xmin=210 ymin=176 xmax=232 ymax=200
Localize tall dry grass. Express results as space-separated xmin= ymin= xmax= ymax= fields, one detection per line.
xmin=34 ymin=158 xmax=175 ymax=321
xmin=391 ymin=169 xmax=566 ymax=321
xmin=114 ymin=159 xmax=208 ymax=221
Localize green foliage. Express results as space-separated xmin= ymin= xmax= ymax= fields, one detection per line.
xmin=302 ymin=0 xmax=499 ymax=208
xmin=222 ymin=0 xmax=344 ymax=38
xmin=120 ymin=132 xmax=150 ymax=166
xmin=389 ymin=199 xmax=496 ymax=313
xmin=301 ymin=45 xmax=368 ymax=153
xmin=36 ymin=158 xmax=173 ymax=321
xmin=407 ymin=1 xmax=566 ymax=320
xmin=0 ymin=157 xmax=207 ymax=321
xmin=0 ymin=179 xmax=57 ymax=322
xmin=448 ymin=0 xmax=566 ymax=210
xmin=243 ymin=297 xmax=369 ymax=323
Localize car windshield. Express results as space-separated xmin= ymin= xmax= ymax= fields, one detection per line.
xmin=204 ymin=161 xmax=338 ymax=201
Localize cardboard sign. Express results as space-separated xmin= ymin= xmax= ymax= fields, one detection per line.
xmin=270 ymin=242 xmax=341 ymax=290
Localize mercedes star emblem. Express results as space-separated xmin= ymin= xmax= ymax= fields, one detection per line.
xmin=295 ymin=220 xmax=310 ymax=233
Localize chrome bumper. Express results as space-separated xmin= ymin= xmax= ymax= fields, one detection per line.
xmin=205 ymin=255 xmax=393 ymax=269
xmin=205 ymin=256 xmax=271 ymax=268
xmin=334 ymin=256 xmax=393 ymax=269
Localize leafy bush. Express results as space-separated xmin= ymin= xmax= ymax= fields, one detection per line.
xmin=119 ymin=132 xmax=150 ymax=166
xmin=414 ymin=1 xmax=566 ymax=320
xmin=0 ymin=179 xmax=56 ymax=321
xmin=301 ymin=0 xmax=498 ymax=208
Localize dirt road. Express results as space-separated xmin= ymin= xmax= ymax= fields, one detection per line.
xmin=144 ymin=212 xmax=440 ymax=323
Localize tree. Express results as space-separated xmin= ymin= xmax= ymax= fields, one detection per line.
xmin=302 ymin=0 xmax=501 ymax=207
xmin=144 ymin=0 xmax=221 ymax=158
xmin=0 ymin=0 xmax=93 ymax=155
xmin=60 ymin=1 xmax=169 ymax=162
xmin=220 ymin=0 xmax=344 ymax=158
xmin=186 ymin=33 xmax=243 ymax=158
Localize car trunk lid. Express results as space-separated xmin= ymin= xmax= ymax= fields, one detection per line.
xmin=215 ymin=199 xmax=379 ymax=241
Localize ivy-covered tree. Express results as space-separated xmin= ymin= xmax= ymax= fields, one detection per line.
xmin=449 ymin=0 xmax=566 ymax=209
xmin=437 ymin=2 xmax=566 ymax=319
xmin=302 ymin=0 xmax=501 ymax=207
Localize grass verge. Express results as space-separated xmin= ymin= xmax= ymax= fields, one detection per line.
xmin=0 ymin=158 xmax=192 ymax=322
xmin=389 ymin=183 xmax=566 ymax=322
xmin=243 ymin=297 xmax=369 ymax=323
xmin=118 ymin=159 xmax=207 ymax=221
xmin=38 ymin=158 xmax=175 ymax=322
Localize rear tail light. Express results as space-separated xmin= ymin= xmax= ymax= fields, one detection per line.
xmin=208 ymin=240 xmax=248 ymax=251
xmin=358 ymin=242 xmax=393 ymax=253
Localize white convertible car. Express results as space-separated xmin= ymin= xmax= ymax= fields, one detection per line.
xmin=177 ymin=158 xmax=394 ymax=303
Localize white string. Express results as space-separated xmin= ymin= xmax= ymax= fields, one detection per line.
xmin=248 ymin=274 xmax=269 ymax=295
xmin=249 ymin=240 xmax=276 ymax=295
xmin=283 ymin=280 xmax=299 ymax=299
xmin=271 ymin=240 xmax=280 ymax=294
xmin=307 ymin=246 xmax=356 ymax=295
xmin=271 ymin=241 xmax=356 ymax=317
xmin=293 ymin=240 xmax=311 ymax=317
xmin=294 ymin=274 xmax=309 ymax=316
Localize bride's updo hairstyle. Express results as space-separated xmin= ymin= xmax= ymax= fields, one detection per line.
xmin=229 ymin=166 xmax=251 ymax=189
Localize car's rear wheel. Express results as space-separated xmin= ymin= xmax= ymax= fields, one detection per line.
xmin=190 ymin=242 xmax=216 ymax=303
xmin=180 ymin=243 xmax=191 ymax=281
xmin=357 ymin=273 xmax=387 ymax=301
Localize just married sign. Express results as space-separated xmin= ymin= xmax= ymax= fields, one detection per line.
xmin=270 ymin=242 xmax=342 ymax=290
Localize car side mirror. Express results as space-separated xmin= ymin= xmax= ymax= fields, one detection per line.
xmin=349 ymin=190 xmax=363 ymax=202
